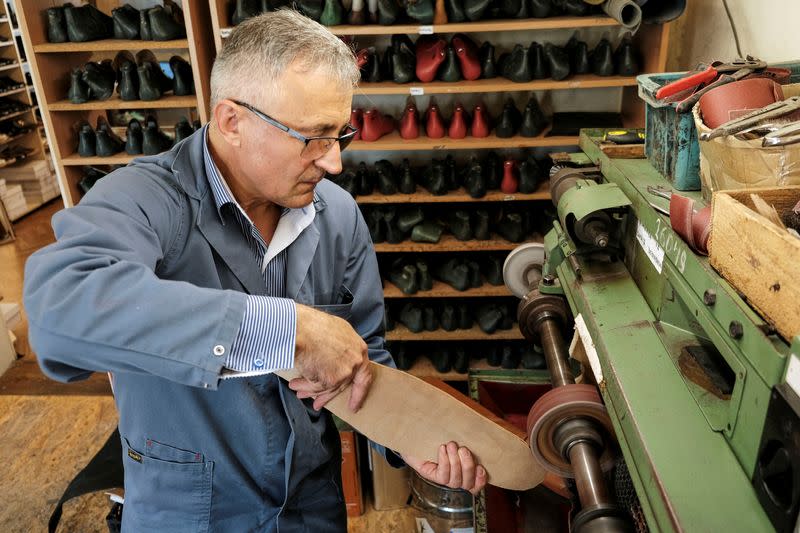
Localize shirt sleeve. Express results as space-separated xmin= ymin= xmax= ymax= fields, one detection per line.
xmin=223 ymin=295 xmax=297 ymax=377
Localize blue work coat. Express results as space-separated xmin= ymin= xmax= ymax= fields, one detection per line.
xmin=24 ymin=130 xmax=395 ymax=532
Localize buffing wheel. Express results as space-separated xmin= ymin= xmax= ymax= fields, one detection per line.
xmin=526 ymin=384 xmax=617 ymax=478
xmin=503 ymin=242 xmax=546 ymax=298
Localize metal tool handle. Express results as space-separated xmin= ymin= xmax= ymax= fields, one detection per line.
xmin=656 ymin=66 xmax=718 ymax=99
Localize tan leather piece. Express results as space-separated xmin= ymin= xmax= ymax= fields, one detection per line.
xmin=276 ymin=362 xmax=546 ymax=491
xmin=699 ymin=78 xmax=784 ymax=129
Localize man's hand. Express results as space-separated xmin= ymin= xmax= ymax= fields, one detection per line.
xmin=288 ymin=303 xmax=373 ymax=412
xmin=402 ymin=442 xmax=487 ymax=496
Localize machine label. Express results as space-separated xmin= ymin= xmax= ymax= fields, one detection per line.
xmin=786 ymin=355 xmax=800 ymax=398
xmin=573 ymin=314 xmax=604 ymax=384
xmin=653 ymin=217 xmax=688 ymax=273
xmin=636 ymin=221 xmax=665 ymax=273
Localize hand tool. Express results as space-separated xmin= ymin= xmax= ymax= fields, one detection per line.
xmin=700 ymin=96 xmax=800 ymax=141
xmin=762 ymin=120 xmax=800 ymax=147
xmin=656 ymin=57 xmax=767 ymax=100
xmin=603 ymin=129 xmax=645 ymax=144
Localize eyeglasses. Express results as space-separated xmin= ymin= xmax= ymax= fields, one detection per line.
xmin=231 ymin=99 xmax=358 ymax=159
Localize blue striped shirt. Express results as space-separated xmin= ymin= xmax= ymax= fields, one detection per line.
xmin=202 ymin=127 xmax=313 ymax=376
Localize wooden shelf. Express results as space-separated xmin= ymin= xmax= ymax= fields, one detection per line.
xmin=0 ymin=108 xmax=32 ymax=123
xmin=349 ymin=130 xmax=577 ymax=151
xmin=34 ymin=39 xmax=190 ymax=53
xmin=0 ymin=62 xmax=19 ymax=72
xmin=0 ymin=41 xmax=14 ymax=48
xmin=384 ymin=279 xmax=510 ymax=298
xmin=48 ymin=94 xmax=198 ymax=111
xmin=357 ymin=75 xmax=638 ymax=95
xmin=375 ymin=234 xmax=536 ymax=252
xmin=0 ymin=130 xmax=35 ymax=147
xmin=387 ymin=324 xmax=523 ymax=341
xmin=406 ymin=357 xmax=501 ymax=381
xmin=62 ymin=153 xmax=137 ymax=166
xmin=220 ymin=16 xmax=619 ymax=38
xmin=356 ymin=183 xmax=550 ymax=203
xmin=0 ymin=87 xmax=26 ymax=98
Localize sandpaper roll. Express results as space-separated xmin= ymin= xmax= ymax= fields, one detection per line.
xmin=602 ymin=0 xmax=642 ymax=30
xmin=670 ymin=194 xmax=711 ymax=256
xmin=699 ymin=77 xmax=784 ymax=129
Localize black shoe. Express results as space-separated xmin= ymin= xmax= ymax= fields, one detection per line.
xmin=495 ymin=99 xmax=521 ymax=138
xmin=463 ymin=157 xmax=486 ymax=198
xmin=114 ymin=51 xmax=138 ymax=101
xmin=232 ymin=0 xmax=260 ymax=25
xmin=376 ymin=159 xmax=398 ymax=195
xmin=137 ymin=50 xmax=172 ymax=100
xmin=614 ymin=33 xmax=639 ymax=76
xmin=398 ymin=159 xmax=416 ymax=194
xmin=486 ymin=346 xmax=502 ymax=366
xmin=457 ymin=303 xmax=473 ymax=329
xmin=479 ymin=42 xmax=496 ymax=79
xmin=170 ymin=56 xmax=194 ymax=96
xmin=544 ymin=43 xmax=570 ymax=81
xmin=82 ymin=60 xmax=115 ymax=101
xmin=78 ymin=167 xmax=107 ymax=195
xmin=125 ymin=118 xmax=143 ymax=154
xmin=334 ymin=169 xmax=358 ymax=197
xmin=68 ymin=67 xmax=90 ymax=104
xmin=142 ymin=116 xmax=173 ymax=155
xmin=416 ymin=259 xmax=433 ymax=290
xmin=444 ymin=155 xmax=459 ymax=190
xmin=467 ymin=260 xmax=482 ymax=287
xmin=64 ymin=3 xmax=113 ymax=42
xmin=376 ymin=0 xmax=401 ymax=25
xmin=112 ymin=4 xmax=140 ymax=40
xmin=566 ymin=36 xmax=590 ymax=75
xmin=531 ymin=0 xmax=552 ymax=17
xmin=473 ymin=209 xmax=489 ymax=240
xmin=394 ymin=345 xmax=415 ymax=370
xmin=390 ymin=262 xmax=419 ymax=294
xmin=361 ymin=47 xmax=382 ymax=83
xmin=440 ymin=304 xmax=457 ymax=331
xmin=47 ymin=6 xmax=68 ymax=43
xmin=521 ymin=345 xmax=546 ymax=369
xmin=396 ymin=206 xmax=424 ymax=233
xmin=139 ymin=8 xmax=152 ymax=40
xmin=501 ymin=44 xmax=532 ymax=83
xmin=174 ymin=117 xmax=194 ymax=143
xmin=385 ymin=308 xmax=395 ymax=331
xmin=366 ymin=208 xmax=385 ymax=242
xmin=95 ymin=116 xmax=124 ymax=157
xmin=496 ymin=211 xmax=525 ymax=242
xmin=500 ymin=345 xmax=520 ymax=369
xmin=483 ymin=255 xmax=504 ymax=285
xmin=436 ymin=258 xmax=470 ymax=291
xmin=77 ymin=121 xmax=96 ymax=157
xmin=423 ymin=306 xmax=438 ymax=331
xmin=411 ymin=221 xmax=442 ymax=243
xmin=153 ymin=0 xmax=186 ymax=39
xmin=452 ymin=348 xmax=469 ymax=373
xmin=529 ymin=42 xmax=549 ymax=80
xmin=407 ymin=0 xmax=435 ymax=23
xmin=438 ymin=45 xmax=462 ymax=82
xmin=519 ymin=155 xmax=541 ymax=193
xmin=423 ymin=160 xmax=448 ymax=196
xmin=383 ymin=207 xmax=405 ymax=243
xmin=430 ymin=349 xmax=451 ymax=372
xmin=483 ymin=151 xmax=501 ymax=189
xmin=445 ymin=0 xmax=467 ymax=22
xmin=450 ymin=210 xmax=473 ymax=241
xmin=297 ymin=0 xmax=324 ymax=21
xmin=356 ymin=161 xmax=374 ymax=196
xmin=320 ymin=0 xmax=344 ymax=26
xmin=591 ymin=38 xmax=614 ymax=77
xmin=391 ymin=35 xmax=416 ymax=84
xmin=399 ymin=303 xmax=424 ymax=333
xmin=555 ymin=0 xmax=589 ymax=15
xmin=519 ymin=96 xmax=547 ymax=137
xmin=464 ymin=0 xmax=491 ymax=21
xmin=477 ymin=304 xmax=503 ymax=333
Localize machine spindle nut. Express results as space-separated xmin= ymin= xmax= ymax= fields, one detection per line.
xmin=729 ymin=320 xmax=744 ymax=339
xmin=703 ymin=289 xmax=716 ymax=306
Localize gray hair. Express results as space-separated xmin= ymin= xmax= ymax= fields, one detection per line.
xmin=209 ymin=9 xmax=359 ymax=109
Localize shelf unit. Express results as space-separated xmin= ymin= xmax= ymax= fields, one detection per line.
xmin=16 ymin=0 xmax=215 ymax=207
xmin=387 ymin=324 xmax=523 ymax=341
xmin=0 ymin=0 xmax=56 ymax=221
xmin=207 ymin=4 xmax=670 ymax=382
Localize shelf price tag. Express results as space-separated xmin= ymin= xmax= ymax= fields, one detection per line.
xmin=409 ymin=87 xmax=425 ymax=96
xmin=418 ymin=25 xmax=434 ymax=35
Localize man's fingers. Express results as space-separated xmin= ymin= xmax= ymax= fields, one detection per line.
xmin=436 ymin=444 xmax=450 ymax=486
xmin=446 ymin=441 xmax=462 ymax=488
xmin=288 ymin=377 xmax=327 ymax=394
xmin=458 ymin=447 xmax=476 ymax=491
xmin=347 ymin=362 xmax=373 ymax=412
xmin=470 ymin=465 xmax=487 ymax=495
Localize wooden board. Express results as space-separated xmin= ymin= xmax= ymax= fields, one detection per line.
xmin=349 ymin=131 xmax=578 ymax=151
xmin=276 ymin=361 xmax=545 ymax=491
xmin=599 ymin=142 xmax=645 ymax=159
xmin=708 ymin=187 xmax=800 ymax=340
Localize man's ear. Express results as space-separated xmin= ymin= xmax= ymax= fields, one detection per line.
xmin=213 ymin=100 xmax=242 ymax=147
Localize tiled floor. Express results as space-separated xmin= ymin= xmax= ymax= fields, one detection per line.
xmin=0 ymin=200 xmax=417 ymax=532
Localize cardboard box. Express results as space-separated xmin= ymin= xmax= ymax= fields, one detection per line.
xmin=709 ymin=186 xmax=800 ymax=340
xmin=340 ymin=430 xmax=365 ymax=517
xmin=369 ymin=447 xmax=410 ymax=511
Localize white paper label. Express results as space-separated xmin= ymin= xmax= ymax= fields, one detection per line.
xmin=418 ymin=25 xmax=434 ymax=34
xmin=636 ymin=220 xmax=664 ymax=274
xmin=220 ymin=28 xmax=232 ymax=38
xmin=786 ymin=355 xmax=800 ymax=398
xmin=410 ymin=87 xmax=425 ymax=96
xmin=574 ymin=314 xmax=604 ymax=384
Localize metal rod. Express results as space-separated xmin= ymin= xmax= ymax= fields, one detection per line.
xmin=539 ymin=319 xmax=574 ymax=388
xmin=569 ymin=441 xmax=610 ymax=508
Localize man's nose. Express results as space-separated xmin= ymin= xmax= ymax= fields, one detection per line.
xmin=314 ymin=141 xmax=343 ymax=175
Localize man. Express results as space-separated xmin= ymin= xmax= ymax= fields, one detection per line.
xmin=24 ymin=9 xmax=486 ymax=532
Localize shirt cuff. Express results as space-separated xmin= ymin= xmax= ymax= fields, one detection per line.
xmin=224 ymin=295 xmax=296 ymax=375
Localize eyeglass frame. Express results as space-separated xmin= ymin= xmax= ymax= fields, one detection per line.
xmin=230 ymin=99 xmax=358 ymax=157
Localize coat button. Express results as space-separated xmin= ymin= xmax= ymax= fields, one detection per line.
xmin=213 ymin=345 xmax=225 ymax=356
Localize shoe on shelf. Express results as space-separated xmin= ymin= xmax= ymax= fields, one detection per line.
xmin=137 ymin=50 xmax=172 ymax=101
xmin=399 ymin=303 xmax=424 ymax=333
xmin=501 ymin=44 xmax=532 ymax=83
xmin=82 ymin=60 xmax=115 ymax=101
xmin=47 ymin=6 xmax=68 ymax=43
xmin=356 ymin=161 xmax=374 ymax=196
xmin=479 ymin=41 xmax=496 ymax=79
xmin=495 ymin=210 xmax=526 ymax=242
xmin=319 ymin=0 xmax=344 ymax=26
xmin=441 ymin=304 xmax=458 ymax=331
xmin=112 ymin=4 xmax=140 ymax=40
xmin=391 ymin=34 xmax=417 ymax=84
xmin=334 ymin=169 xmax=358 ymax=198
xmin=407 ymin=0 xmax=435 ymax=23
xmin=476 ymin=304 xmax=503 ymax=333
xmin=365 ymin=208 xmax=385 ymax=243
xmin=614 ymin=33 xmax=639 ymax=76
xmin=438 ymin=45 xmax=462 ymax=83
xmin=358 ymin=47 xmax=382 ymax=83
xmin=142 ymin=116 xmax=173 ymax=155
xmin=139 ymin=8 xmax=153 ymax=41
xmin=396 ymin=206 xmax=424 ymax=233
xmin=389 ymin=262 xmax=420 ymax=294
xmin=375 ymin=159 xmax=398 ymax=195
xmin=591 ymin=38 xmax=615 ymax=77
xmin=68 ymin=68 xmax=91 ymax=104
xmin=519 ymin=95 xmax=548 ymax=137
xmin=361 ymin=108 xmax=394 ymax=142
xmin=464 ymin=0 xmax=491 ymax=21
xmin=518 ymin=154 xmax=541 ymax=193
xmin=349 ymin=0 xmax=367 ymax=24
xmin=424 ymin=100 xmax=446 ymax=139
xmin=415 ymin=36 xmax=447 ymax=83
xmin=399 ymin=97 xmax=419 ymax=140
xmin=445 ymin=0 xmax=467 ymax=21
xmin=411 ymin=221 xmax=443 ymax=243
xmin=95 ymin=116 xmax=125 ymax=157
xmin=449 ymin=210 xmax=473 ymax=241
xmin=423 ymin=159 xmax=448 ymax=195
xmin=398 ymin=159 xmax=416 ymax=193
xmin=544 ymin=42 xmax=571 ymax=81
xmin=463 ymin=157 xmax=486 ymax=198
xmin=114 ymin=51 xmax=139 ymax=101
xmin=64 ymin=3 xmax=113 ymax=43
xmin=483 ymin=255 xmax=504 ymax=285
xmin=376 ymin=0 xmax=401 ymax=25
xmin=521 ymin=345 xmax=546 ymax=369
xmin=174 ymin=117 xmax=195 ymax=143
xmin=125 ymin=118 xmax=143 ymax=155
xmin=436 ymin=258 xmax=470 ymax=291
xmin=393 ymin=345 xmax=416 ymax=370
xmin=76 ymin=121 xmax=96 ymax=157
xmin=473 ymin=209 xmax=489 ymax=240
xmin=530 ymin=0 xmax=552 ymax=17
xmin=152 ymin=0 xmax=187 ymax=40
xmin=495 ymin=99 xmax=521 ymax=138
xmin=423 ymin=305 xmax=438 ymax=331
xmin=416 ymin=259 xmax=433 ymax=290
xmin=566 ymin=36 xmax=590 ymax=75
xmin=500 ymin=159 xmax=518 ymax=194
xmin=500 ymin=345 xmax=520 ymax=369
xmin=448 ymin=102 xmax=468 ymax=139
xmin=528 ymin=42 xmax=549 ymax=80
xmin=78 ymin=167 xmax=108 ymax=195
xmin=383 ymin=206 xmax=405 ymax=243
xmin=452 ymin=34 xmax=480 ymax=81
xmin=350 ymin=108 xmax=363 ymax=141
xmin=170 ymin=55 xmax=195 ymax=96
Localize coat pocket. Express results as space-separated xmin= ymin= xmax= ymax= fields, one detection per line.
xmin=121 ymin=438 xmax=213 ymax=533
xmin=313 ymin=285 xmax=354 ymax=321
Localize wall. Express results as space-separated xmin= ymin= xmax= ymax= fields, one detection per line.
xmin=667 ymin=0 xmax=800 ymax=71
